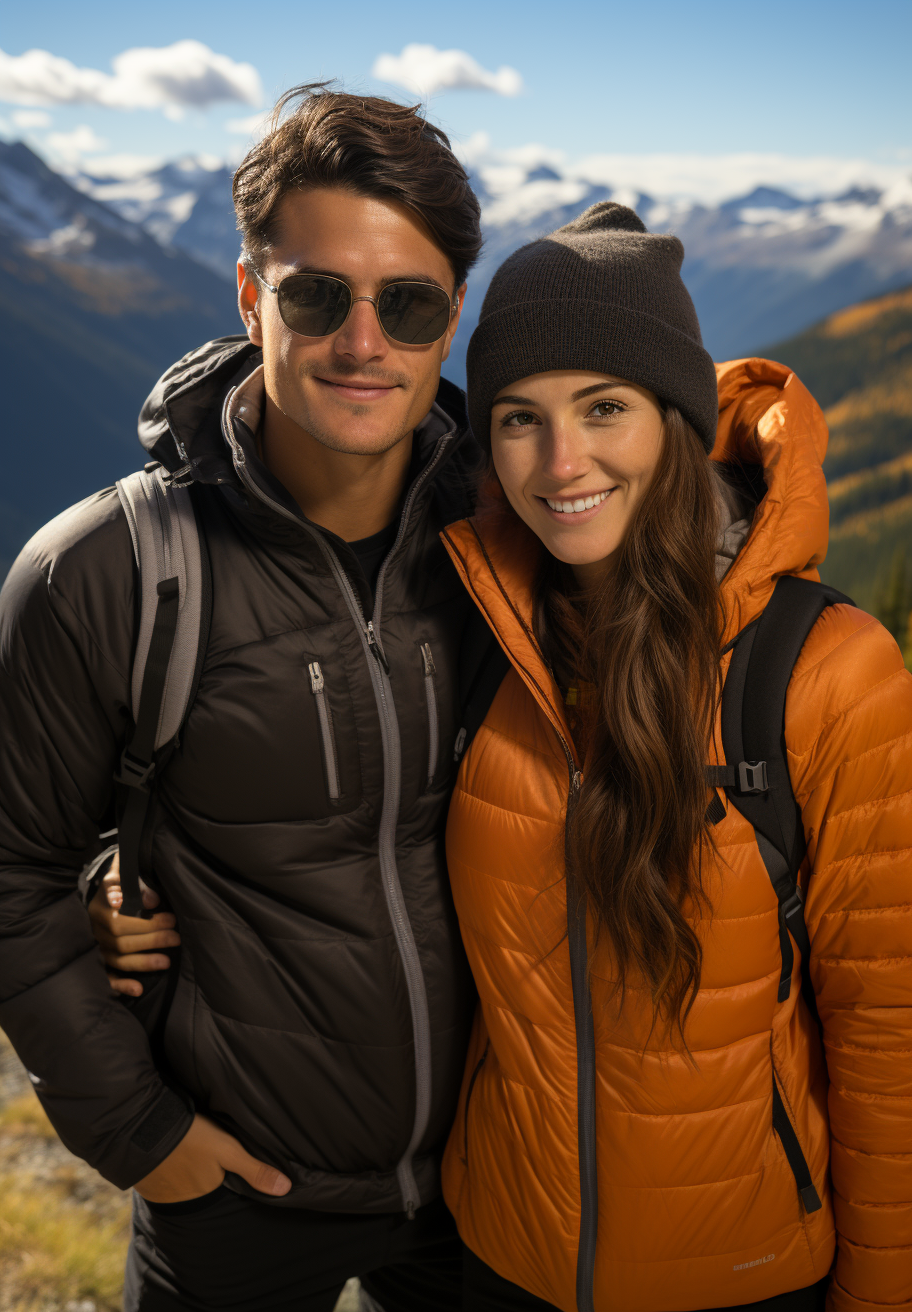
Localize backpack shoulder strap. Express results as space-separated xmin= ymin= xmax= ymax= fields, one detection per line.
xmin=114 ymin=466 xmax=209 ymax=916
xmin=712 ymin=575 xmax=853 ymax=1002
xmin=709 ymin=576 xmax=852 ymax=1219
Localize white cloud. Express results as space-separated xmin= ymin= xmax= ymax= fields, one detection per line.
xmin=45 ymin=125 xmax=109 ymax=165
xmin=570 ymin=151 xmax=912 ymax=205
xmin=462 ymin=140 xmax=912 ymax=207
xmin=12 ymin=108 xmax=51 ymax=128
xmin=72 ymin=153 xmax=166 ymax=180
xmin=372 ymin=44 xmax=523 ymax=99
xmin=0 ymin=41 xmax=261 ymax=115
xmin=225 ymin=110 xmax=271 ymax=138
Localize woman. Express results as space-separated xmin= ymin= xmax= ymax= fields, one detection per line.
xmin=440 ymin=203 xmax=912 ymax=1311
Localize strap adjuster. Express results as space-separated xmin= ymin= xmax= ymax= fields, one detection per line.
xmin=116 ymin=749 xmax=156 ymax=791
xmin=780 ymin=887 xmax=805 ymax=924
xmin=161 ymin=462 xmax=195 ymax=489
xmin=738 ymin=759 xmax=769 ymax=794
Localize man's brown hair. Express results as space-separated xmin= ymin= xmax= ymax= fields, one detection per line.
xmin=233 ymin=83 xmax=483 ymax=287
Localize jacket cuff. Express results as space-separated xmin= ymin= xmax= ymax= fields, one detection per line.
xmin=113 ymin=1085 xmax=194 ymax=1190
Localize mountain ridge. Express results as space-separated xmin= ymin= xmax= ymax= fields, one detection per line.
xmin=763 ymin=284 xmax=912 ymax=632
xmin=66 ymin=146 xmax=912 ymax=372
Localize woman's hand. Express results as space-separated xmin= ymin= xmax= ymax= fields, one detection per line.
xmin=88 ymin=851 xmax=181 ymax=998
xmin=134 ymin=1113 xmax=292 ymax=1204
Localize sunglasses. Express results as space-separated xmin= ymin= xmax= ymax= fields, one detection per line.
xmin=252 ymin=268 xmax=458 ymax=345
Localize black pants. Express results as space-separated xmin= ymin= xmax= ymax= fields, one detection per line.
xmin=125 ymin=1186 xmax=462 ymax=1311
xmin=463 ymin=1247 xmax=830 ymax=1312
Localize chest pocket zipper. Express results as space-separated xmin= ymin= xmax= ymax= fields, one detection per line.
xmin=420 ymin=643 xmax=439 ymax=788
xmin=308 ymin=662 xmax=341 ymax=800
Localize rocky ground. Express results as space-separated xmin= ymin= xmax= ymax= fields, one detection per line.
xmin=0 ymin=1033 xmax=360 ymax=1311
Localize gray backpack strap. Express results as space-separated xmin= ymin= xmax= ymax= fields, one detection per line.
xmin=114 ymin=466 xmax=204 ymax=916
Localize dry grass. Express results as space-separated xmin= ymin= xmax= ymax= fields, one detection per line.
xmin=827 ymin=449 xmax=912 ymax=501
xmin=829 ymin=492 xmax=912 ymax=540
xmin=0 ymin=1096 xmax=59 ymax=1141
xmin=821 ymin=285 xmax=912 ymax=337
xmin=0 ymin=1171 xmax=130 ymax=1311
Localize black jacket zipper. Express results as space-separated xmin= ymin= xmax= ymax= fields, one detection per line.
xmin=420 ymin=643 xmax=439 ymax=788
xmin=308 ymin=661 xmax=341 ymax=800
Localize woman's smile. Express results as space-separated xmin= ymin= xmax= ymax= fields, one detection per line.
xmin=537 ymin=488 xmax=615 ymax=522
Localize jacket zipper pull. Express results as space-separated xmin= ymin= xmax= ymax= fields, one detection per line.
xmin=420 ymin=643 xmax=436 ymax=677
xmin=366 ymin=622 xmax=391 ymax=675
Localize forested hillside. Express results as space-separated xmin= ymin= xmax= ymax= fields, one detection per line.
xmin=765 ymin=286 xmax=912 ymax=656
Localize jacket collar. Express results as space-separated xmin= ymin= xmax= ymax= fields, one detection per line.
xmin=136 ymin=337 xmax=477 ymax=554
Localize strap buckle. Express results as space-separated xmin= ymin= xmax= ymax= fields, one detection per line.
xmin=161 ymin=462 xmax=195 ymax=489
xmin=738 ymin=759 xmax=769 ymax=794
xmin=780 ymin=886 xmax=805 ymax=925
xmin=116 ymin=749 xmax=156 ymax=791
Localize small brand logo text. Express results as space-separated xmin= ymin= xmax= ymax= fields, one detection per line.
xmin=733 ymin=1254 xmax=775 ymax=1271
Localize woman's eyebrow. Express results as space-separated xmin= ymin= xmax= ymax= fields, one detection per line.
xmin=571 ymin=381 xmax=625 ymax=401
xmin=492 ymin=394 xmax=535 ymax=406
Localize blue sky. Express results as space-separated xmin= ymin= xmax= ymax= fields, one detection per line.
xmin=2 ymin=0 xmax=911 ymax=189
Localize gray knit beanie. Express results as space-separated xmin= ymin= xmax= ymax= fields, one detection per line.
xmin=466 ymin=202 xmax=718 ymax=452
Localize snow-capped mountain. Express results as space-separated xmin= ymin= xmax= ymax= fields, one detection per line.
xmin=1 ymin=141 xmax=238 ymax=317
xmin=70 ymin=149 xmax=912 ymax=381
xmin=0 ymin=140 xmax=238 ymax=570
xmin=74 ymin=155 xmax=238 ymax=278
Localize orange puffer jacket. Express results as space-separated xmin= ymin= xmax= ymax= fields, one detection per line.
xmin=440 ymin=359 xmax=912 ymax=1312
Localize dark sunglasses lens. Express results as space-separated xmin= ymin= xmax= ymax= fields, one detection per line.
xmin=377 ymin=283 xmax=452 ymax=344
xmin=276 ymin=275 xmax=351 ymax=336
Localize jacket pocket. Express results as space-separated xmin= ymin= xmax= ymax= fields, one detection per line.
xmin=308 ymin=661 xmax=341 ymax=800
xmin=419 ymin=643 xmax=439 ymax=789
xmin=770 ymin=1061 xmax=822 ymax=1215
xmin=462 ymin=1040 xmax=490 ymax=1167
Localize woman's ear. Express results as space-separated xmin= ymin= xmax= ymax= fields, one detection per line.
xmin=237 ymin=262 xmax=264 ymax=346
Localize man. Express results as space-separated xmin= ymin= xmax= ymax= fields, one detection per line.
xmin=0 ymin=84 xmax=485 ymax=1311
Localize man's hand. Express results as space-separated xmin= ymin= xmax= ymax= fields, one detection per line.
xmin=88 ymin=852 xmax=181 ymax=998
xmin=134 ymin=1113 xmax=292 ymax=1203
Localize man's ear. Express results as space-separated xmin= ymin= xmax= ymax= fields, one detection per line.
xmin=238 ymin=262 xmax=263 ymax=347
xmin=440 ymin=282 xmax=467 ymax=364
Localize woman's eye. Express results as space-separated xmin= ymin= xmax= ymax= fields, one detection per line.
xmin=502 ymin=410 xmax=537 ymax=427
xmin=589 ymin=400 xmax=624 ymax=418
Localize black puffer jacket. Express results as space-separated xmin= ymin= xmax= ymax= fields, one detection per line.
xmin=0 ymin=337 xmax=480 ymax=1214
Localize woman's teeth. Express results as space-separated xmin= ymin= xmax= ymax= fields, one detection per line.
xmin=545 ymin=490 xmax=611 ymax=514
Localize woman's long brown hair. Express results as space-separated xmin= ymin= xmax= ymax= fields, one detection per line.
xmin=534 ymin=406 xmax=721 ymax=1038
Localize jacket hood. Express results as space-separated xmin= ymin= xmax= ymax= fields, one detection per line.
xmin=710 ymin=357 xmax=829 ymax=641
xmin=137 ymin=334 xmax=473 ymax=481
xmin=138 ymin=335 xmax=259 ymax=473
xmin=441 ymin=357 xmax=830 ymax=720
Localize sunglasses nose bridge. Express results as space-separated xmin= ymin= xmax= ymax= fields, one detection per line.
xmin=332 ymin=294 xmax=389 ymax=357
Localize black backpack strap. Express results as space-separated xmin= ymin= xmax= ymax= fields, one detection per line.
xmin=116 ymin=578 xmax=181 ymax=917
xmin=454 ymin=607 xmax=511 ymax=763
xmin=718 ymin=576 xmax=852 ymax=1001
xmin=115 ymin=469 xmax=211 ymax=918
xmin=714 ymin=576 xmax=852 ymax=1216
